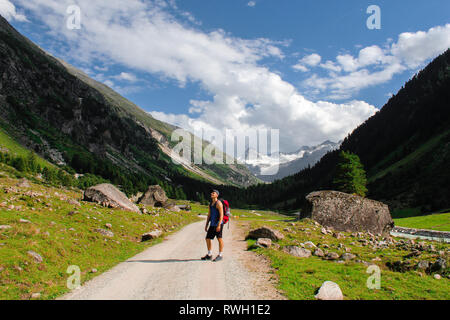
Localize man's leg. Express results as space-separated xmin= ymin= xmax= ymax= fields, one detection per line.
xmin=218 ymin=238 xmax=224 ymax=256
xmin=206 ymin=238 xmax=212 ymax=252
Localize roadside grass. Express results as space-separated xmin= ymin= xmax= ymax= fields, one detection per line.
xmin=235 ymin=211 xmax=449 ymax=300
xmin=0 ymin=177 xmax=200 ymax=300
xmin=394 ymin=213 xmax=450 ymax=232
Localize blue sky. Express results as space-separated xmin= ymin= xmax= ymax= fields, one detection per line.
xmin=1 ymin=0 xmax=450 ymax=152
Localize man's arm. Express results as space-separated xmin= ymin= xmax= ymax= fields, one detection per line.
xmin=205 ymin=204 xmax=211 ymax=232
xmin=216 ymin=201 xmax=224 ymax=231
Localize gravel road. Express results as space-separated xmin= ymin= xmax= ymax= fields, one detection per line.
xmin=60 ymin=219 xmax=277 ymax=300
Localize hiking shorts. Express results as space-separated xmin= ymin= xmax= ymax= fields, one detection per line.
xmin=206 ymin=225 xmax=223 ymax=239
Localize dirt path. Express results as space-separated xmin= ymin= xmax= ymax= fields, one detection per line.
xmin=60 ymin=219 xmax=284 ymax=300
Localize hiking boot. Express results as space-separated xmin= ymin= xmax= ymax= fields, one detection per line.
xmin=201 ymin=254 xmax=212 ymax=260
xmin=213 ymin=255 xmax=223 ymax=262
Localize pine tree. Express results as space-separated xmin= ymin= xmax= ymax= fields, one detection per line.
xmin=333 ymin=151 xmax=368 ymax=197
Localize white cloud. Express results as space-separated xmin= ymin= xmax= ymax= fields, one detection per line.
xmin=0 ymin=0 xmax=27 ymax=22
xmin=112 ymin=72 xmax=138 ymax=82
xmin=247 ymin=1 xmax=256 ymax=7
xmin=292 ymin=53 xmax=321 ymax=72
xmin=16 ymin=0 xmax=377 ymax=151
xmin=304 ymin=24 xmax=450 ymax=99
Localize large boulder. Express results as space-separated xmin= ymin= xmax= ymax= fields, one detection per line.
xmin=301 ymin=191 xmax=393 ymax=235
xmin=246 ymin=226 xmax=285 ymax=241
xmin=138 ymin=185 xmax=168 ymax=207
xmin=315 ymin=281 xmax=344 ymax=300
xmin=83 ymin=183 xmax=140 ymax=213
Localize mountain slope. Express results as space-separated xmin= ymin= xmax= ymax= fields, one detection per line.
xmin=0 ymin=15 xmax=259 ymax=198
xmin=242 ymin=49 xmax=450 ymax=214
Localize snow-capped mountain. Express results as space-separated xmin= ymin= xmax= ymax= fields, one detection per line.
xmin=243 ymin=140 xmax=341 ymax=182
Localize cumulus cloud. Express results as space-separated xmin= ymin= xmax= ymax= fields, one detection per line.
xmin=303 ymin=24 xmax=450 ymax=99
xmin=247 ymin=1 xmax=256 ymax=8
xmin=293 ymin=53 xmax=321 ymax=72
xmin=15 ymin=0 xmax=377 ymax=152
xmin=0 ymin=0 xmax=27 ymax=22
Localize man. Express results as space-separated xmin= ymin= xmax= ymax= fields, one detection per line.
xmin=201 ymin=189 xmax=224 ymax=262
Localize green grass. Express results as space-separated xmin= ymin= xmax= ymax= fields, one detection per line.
xmin=394 ymin=213 xmax=450 ymax=232
xmin=0 ymin=128 xmax=52 ymax=170
xmin=233 ymin=209 xmax=450 ymax=300
xmin=0 ymin=177 xmax=200 ymax=300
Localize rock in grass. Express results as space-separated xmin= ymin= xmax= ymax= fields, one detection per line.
xmin=313 ymin=248 xmax=324 ymax=257
xmin=256 ymin=238 xmax=272 ymax=248
xmin=138 ymin=185 xmax=168 ymax=207
xmin=429 ymin=258 xmax=446 ymax=274
xmin=19 ymin=219 xmax=31 ymax=224
xmin=83 ymin=184 xmax=140 ymax=213
xmin=315 ymin=281 xmax=343 ymax=300
xmin=27 ymin=250 xmax=43 ymax=263
xmin=0 ymin=225 xmax=12 ymax=231
xmin=31 ymin=293 xmax=41 ymax=299
xmin=302 ymin=190 xmax=393 ymax=235
xmin=94 ymin=228 xmax=114 ymax=238
xmin=105 ymin=223 xmax=112 ymax=229
xmin=246 ymin=226 xmax=284 ymax=241
xmin=340 ymin=253 xmax=356 ymax=261
xmin=324 ymin=252 xmax=340 ymax=260
xmin=141 ymin=229 xmax=163 ymax=242
xmin=283 ymin=246 xmax=311 ymax=258
xmin=416 ymin=260 xmax=430 ymax=271
xmin=67 ymin=199 xmax=81 ymax=207
xmin=304 ymin=241 xmax=317 ymax=249
xmin=434 ymin=274 xmax=441 ymax=280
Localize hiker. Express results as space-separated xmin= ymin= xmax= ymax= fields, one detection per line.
xmin=202 ymin=189 xmax=224 ymax=262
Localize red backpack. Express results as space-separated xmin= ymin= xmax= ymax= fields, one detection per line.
xmin=220 ymin=199 xmax=231 ymax=224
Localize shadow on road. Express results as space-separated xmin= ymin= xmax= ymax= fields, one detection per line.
xmin=126 ymin=259 xmax=202 ymax=264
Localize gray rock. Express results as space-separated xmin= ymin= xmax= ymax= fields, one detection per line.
xmin=340 ymin=253 xmax=356 ymax=261
xmin=94 ymin=228 xmax=114 ymax=238
xmin=416 ymin=261 xmax=430 ymax=270
xmin=324 ymin=252 xmax=340 ymax=260
xmin=313 ymin=248 xmax=325 ymax=257
xmin=27 ymin=250 xmax=43 ymax=263
xmin=315 ymin=281 xmax=343 ymax=300
xmin=19 ymin=219 xmax=31 ymax=224
xmin=434 ymin=274 xmax=441 ymax=280
xmin=31 ymin=293 xmax=41 ymax=299
xmin=138 ymin=185 xmax=168 ymax=207
xmin=283 ymin=246 xmax=311 ymax=258
xmin=246 ymin=226 xmax=284 ymax=241
xmin=302 ymin=191 xmax=393 ymax=235
xmin=256 ymin=238 xmax=272 ymax=248
xmin=83 ymin=183 xmax=140 ymax=213
xmin=0 ymin=225 xmax=12 ymax=230
xmin=429 ymin=258 xmax=446 ymax=273
xmin=67 ymin=199 xmax=81 ymax=207
xmin=304 ymin=241 xmax=317 ymax=249
xmin=141 ymin=229 xmax=163 ymax=242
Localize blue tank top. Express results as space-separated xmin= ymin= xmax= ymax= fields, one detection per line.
xmin=209 ymin=201 xmax=222 ymax=227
